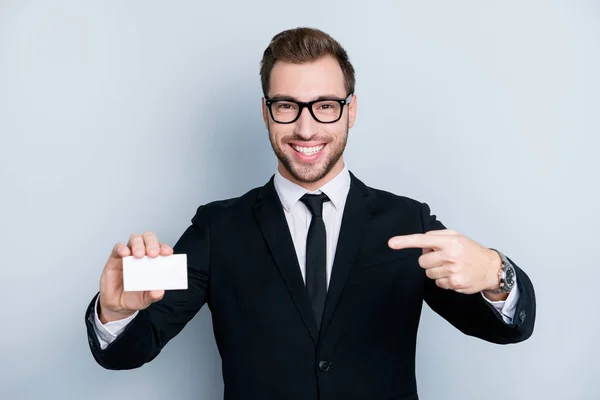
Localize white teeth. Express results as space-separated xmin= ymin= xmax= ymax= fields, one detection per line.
xmin=292 ymin=144 xmax=324 ymax=155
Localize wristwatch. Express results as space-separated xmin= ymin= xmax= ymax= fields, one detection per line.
xmin=485 ymin=249 xmax=516 ymax=294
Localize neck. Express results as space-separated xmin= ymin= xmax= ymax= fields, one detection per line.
xmin=278 ymin=158 xmax=345 ymax=191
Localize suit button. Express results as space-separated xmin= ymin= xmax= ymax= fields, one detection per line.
xmin=519 ymin=310 xmax=526 ymax=322
xmin=318 ymin=361 xmax=330 ymax=372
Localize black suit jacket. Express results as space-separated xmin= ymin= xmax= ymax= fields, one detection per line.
xmin=85 ymin=172 xmax=536 ymax=400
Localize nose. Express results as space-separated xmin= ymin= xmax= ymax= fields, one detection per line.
xmin=294 ymin=106 xmax=318 ymax=139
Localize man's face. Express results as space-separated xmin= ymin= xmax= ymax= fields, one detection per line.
xmin=262 ymin=55 xmax=357 ymax=188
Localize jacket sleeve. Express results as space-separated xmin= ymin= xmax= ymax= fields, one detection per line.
xmin=84 ymin=205 xmax=211 ymax=369
xmin=420 ymin=202 xmax=536 ymax=344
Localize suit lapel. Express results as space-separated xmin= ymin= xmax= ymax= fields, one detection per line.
xmin=253 ymin=177 xmax=319 ymax=345
xmin=320 ymin=172 xmax=373 ymax=337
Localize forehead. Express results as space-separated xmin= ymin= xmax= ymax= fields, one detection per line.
xmin=268 ymin=55 xmax=346 ymax=100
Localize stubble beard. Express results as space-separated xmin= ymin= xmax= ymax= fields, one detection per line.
xmin=268 ymin=124 xmax=348 ymax=184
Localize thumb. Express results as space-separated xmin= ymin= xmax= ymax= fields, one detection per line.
xmin=144 ymin=290 xmax=165 ymax=305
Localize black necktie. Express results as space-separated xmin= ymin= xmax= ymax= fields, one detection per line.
xmin=300 ymin=193 xmax=330 ymax=330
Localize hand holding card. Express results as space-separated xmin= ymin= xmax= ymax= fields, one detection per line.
xmin=98 ymin=232 xmax=180 ymax=324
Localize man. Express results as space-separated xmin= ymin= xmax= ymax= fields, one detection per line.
xmin=85 ymin=27 xmax=536 ymax=400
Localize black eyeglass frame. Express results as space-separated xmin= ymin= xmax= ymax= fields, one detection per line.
xmin=264 ymin=93 xmax=353 ymax=124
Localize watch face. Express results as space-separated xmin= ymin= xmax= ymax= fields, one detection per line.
xmin=505 ymin=265 xmax=516 ymax=287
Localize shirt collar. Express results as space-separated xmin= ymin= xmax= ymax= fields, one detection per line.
xmin=274 ymin=164 xmax=351 ymax=212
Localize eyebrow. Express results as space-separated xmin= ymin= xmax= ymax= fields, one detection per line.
xmin=268 ymin=93 xmax=346 ymax=101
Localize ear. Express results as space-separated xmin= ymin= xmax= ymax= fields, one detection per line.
xmin=348 ymin=94 xmax=357 ymax=129
xmin=261 ymin=97 xmax=269 ymax=129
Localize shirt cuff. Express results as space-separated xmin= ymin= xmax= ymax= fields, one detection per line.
xmin=92 ymin=295 xmax=138 ymax=350
xmin=481 ymin=275 xmax=520 ymax=324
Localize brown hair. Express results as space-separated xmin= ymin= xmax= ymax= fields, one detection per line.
xmin=259 ymin=27 xmax=355 ymax=97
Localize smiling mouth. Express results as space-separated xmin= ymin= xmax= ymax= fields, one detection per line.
xmin=290 ymin=144 xmax=325 ymax=156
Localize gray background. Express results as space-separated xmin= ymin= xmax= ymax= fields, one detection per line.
xmin=1 ymin=0 xmax=598 ymax=399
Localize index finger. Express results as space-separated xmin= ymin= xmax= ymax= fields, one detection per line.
xmin=388 ymin=233 xmax=447 ymax=250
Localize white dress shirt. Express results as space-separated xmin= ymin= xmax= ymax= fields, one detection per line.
xmin=93 ymin=165 xmax=519 ymax=349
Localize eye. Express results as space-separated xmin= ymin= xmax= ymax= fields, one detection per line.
xmin=314 ymin=101 xmax=339 ymax=112
xmin=274 ymin=101 xmax=298 ymax=112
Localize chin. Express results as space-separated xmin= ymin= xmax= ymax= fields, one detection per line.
xmin=293 ymin=169 xmax=327 ymax=184
xmin=288 ymin=159 xmax=335 ymax=184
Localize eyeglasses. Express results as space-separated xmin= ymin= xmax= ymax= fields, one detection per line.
xmin=264 ymin=94 xmax=353 ymax=124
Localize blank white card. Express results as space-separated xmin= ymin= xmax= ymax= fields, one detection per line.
xmin=122 ymin=254 xmax=188 ymax=292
